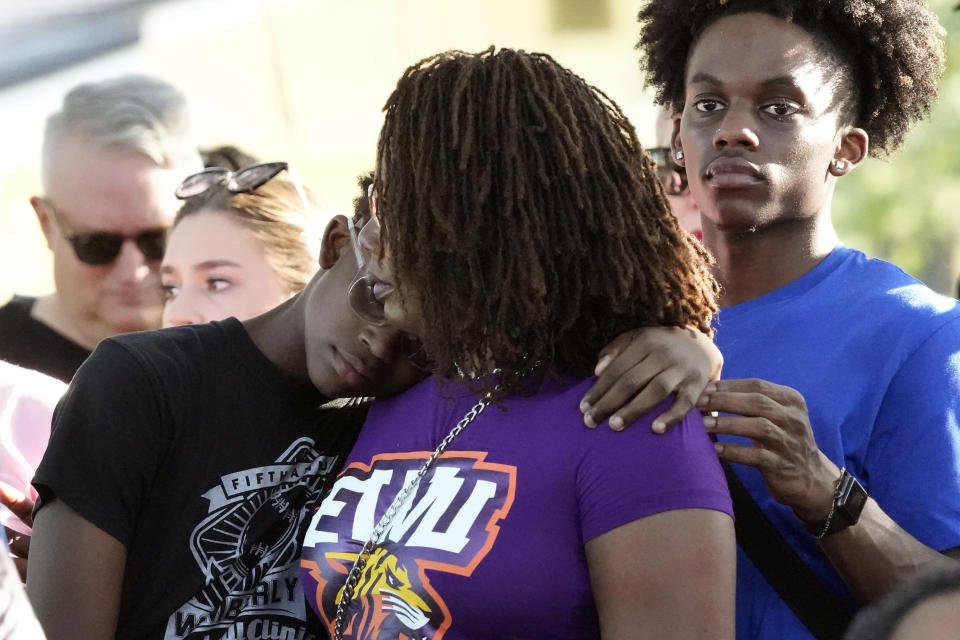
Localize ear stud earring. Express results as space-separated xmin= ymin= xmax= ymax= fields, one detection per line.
xmin=834 ymin=159 xmax=846 ymax=171
xmin=675 ymin=150 xmax=684 ymax=161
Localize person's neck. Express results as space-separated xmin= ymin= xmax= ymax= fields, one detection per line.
xmin=31 ymin=294 xmax=111 ymax=350
xmin=243 ymin=294 xmax=309 ymax=384
xmin=703 ymin=213 xmax=839 ymax=308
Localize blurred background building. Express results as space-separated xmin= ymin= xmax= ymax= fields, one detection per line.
xmin=0 ymin=0 xmax=958 ymax=301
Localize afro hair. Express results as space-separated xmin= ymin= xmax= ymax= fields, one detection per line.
xmin=636 ymin=0 xmax=945 ymax=157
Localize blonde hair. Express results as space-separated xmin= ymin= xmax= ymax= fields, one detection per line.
xmin=174 ymin=176 xmax=319 ymax=293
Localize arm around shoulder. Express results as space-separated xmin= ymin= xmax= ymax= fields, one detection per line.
xmin=585 ymin=508 xmax=736 ymax=640
xmin=27 ymin=499 xmax=126 ymax=640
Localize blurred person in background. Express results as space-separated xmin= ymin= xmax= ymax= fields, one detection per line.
xmin=0 ymin=75 xmax=201 ymax=383
xmin=0 ymin=538 xmax=44 ymax=639
xmin=648 ymin=107 xmax=702 ymax=240
xmin=199 ymin=144 xmax=259 ymax=172
xmin=0 ymin=361 xmax=65 ymax=581
xmin=161 ymin=162 xmax=317 ymax=327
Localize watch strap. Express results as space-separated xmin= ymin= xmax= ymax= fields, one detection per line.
xmin=806 ymin=468 xmax=868 ymax=539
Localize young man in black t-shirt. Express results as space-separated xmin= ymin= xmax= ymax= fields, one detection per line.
xmin=28 ymin=211 xmax=425 ymax=640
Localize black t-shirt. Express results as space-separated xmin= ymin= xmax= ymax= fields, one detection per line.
xmin=34 ymin=318 xmax=366 ymax=640
xmin=0 ymin=295 xmax=90 ymax=383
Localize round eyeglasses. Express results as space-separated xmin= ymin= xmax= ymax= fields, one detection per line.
xmin=346 ymin=216 xmax=432 ymax=372
xmin=346 ymin=216 xmax=387 ymax=327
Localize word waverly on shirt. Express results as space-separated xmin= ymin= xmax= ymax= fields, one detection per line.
xmin=165 ymin=438 xmax=342 ymax=640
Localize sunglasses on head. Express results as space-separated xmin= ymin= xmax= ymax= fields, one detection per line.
xmin=647 ymin=147 xmax=688 ymax=196
xmin=346 ymin=216 xmax=432 ymax=372
xmin=45 ymin=202 xmax=168 ymax=266
xmin=175 ymin=161 xmax=313 ymax=213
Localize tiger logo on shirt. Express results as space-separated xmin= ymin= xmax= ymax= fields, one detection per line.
xmin=326 ymin=547 xmax=434 ymax=639
xmin=300 ymin=451 xmax=517 ymax=639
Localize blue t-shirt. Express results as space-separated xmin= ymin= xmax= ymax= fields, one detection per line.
xmin=300 ymin=375 xmax=732 ymax=639
xmin=715 ymin=246 xmax=960 ymax=640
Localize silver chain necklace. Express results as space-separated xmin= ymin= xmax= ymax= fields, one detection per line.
xmin=332 ymin=386 xmax=498 ymax=640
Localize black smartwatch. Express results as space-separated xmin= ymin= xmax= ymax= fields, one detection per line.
xmin=810 ymin=468 xmax=869 ymax=538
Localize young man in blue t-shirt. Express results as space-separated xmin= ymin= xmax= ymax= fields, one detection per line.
xmin=584 ymin=2 xmax=960 ymax=638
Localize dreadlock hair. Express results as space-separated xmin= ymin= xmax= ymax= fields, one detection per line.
xmin=374 ymin=47 xmax=718 ymax=389
xmin=174 ymin=174 xmax=318 ymax=294
xmin=636 ymin=0 xmax=945 ymax=157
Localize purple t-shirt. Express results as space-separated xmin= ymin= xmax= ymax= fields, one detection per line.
xmin=301 ymin=374 xmax=731 ymax=639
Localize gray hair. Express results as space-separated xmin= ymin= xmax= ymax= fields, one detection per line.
xmin=42 ymin=74 xmax=198 ymax=188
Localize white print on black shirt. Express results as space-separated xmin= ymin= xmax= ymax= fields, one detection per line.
xmin=164 ymin=437 xmax=339 ymax=640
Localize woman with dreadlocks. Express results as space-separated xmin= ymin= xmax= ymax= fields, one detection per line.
xmin=300 ymin=48 xmax=735 ymax=639
xmin=592 ymin=1 xmax=960 ymax=639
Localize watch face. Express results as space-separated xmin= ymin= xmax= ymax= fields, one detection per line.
xmin=836 ymin=474 xmax=868 ymax=525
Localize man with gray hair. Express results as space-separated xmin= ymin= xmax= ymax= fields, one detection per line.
xmin=0 ymin=75 xmax=201 ymax=382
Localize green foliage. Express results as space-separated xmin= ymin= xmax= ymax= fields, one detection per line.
xmin=833 ymin=0 xmax=960 ymax=296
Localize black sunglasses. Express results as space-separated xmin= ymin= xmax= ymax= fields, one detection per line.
xmin=647 ymin=147 xmax=688 ymax=196
xmin=67 ymin=228 xmax=168 ymax=265
xmin=46 ymin=201 xmax=168 ymax=266
xmin=175 ymin=162 xmax=312 ymax=213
